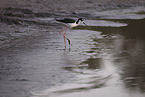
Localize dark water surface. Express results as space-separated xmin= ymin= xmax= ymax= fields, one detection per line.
xmin=0 ymin=4 xmax=145 ymax=97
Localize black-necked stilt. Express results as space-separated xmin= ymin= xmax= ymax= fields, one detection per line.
xmin=56 ymin=18 xmax=88 ymax=48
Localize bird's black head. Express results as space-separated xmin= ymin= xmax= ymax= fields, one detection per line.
xmin=76 ymin=18 xmax=84 ymax=24
xmin=76 ymin=18 xmax=88 ymax=26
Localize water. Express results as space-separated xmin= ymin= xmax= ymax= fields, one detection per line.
xmin=31 ymin=7 xmax=145 ymax=97
xmin=1 ymin=6 xmax=145 ymax=97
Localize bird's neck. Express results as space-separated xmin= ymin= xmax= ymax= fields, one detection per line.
xmin=76 ymin=19 xmax=81 ymax=24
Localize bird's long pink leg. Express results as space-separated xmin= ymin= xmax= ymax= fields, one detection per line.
xmin=64 ymin=27 xmax=68 ymax=36
xmin=59 ymin=27 xmax=67 ymax=48
xmin=63 ymin=27 xmax=68 ymax=48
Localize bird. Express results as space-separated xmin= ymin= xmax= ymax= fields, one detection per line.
xmin=56 ymin=18 xmax=88 ymax=48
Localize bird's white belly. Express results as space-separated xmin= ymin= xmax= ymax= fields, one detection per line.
xmin=68 ymin=23 xmax=78 ymax=28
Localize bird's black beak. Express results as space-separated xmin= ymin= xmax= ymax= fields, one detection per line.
xmin=83 ymin=22 xmax=88 ymax=26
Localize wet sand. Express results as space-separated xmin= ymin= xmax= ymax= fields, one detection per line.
xmin=1 ymin=0 xmax=145 ymax=12
xmin=0 ymin=0 xmax=145 ymax=97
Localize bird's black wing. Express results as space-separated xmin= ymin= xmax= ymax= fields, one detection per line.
xmin=56 ymin=18 xmax=75 ymax=23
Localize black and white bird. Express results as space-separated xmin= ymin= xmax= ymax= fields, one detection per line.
xmin=56 ymin=18 xmax=88 ymax=48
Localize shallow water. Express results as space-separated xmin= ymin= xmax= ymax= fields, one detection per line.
xmin=31 ymin=7 xmax=145 ymax=97
xmin=1 ymin=6 xmax=145 ymax=97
